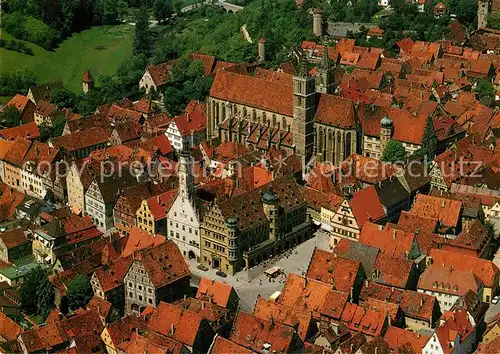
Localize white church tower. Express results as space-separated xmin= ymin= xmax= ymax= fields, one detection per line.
xmin=167 ymin=143 xmax=201 ymax=261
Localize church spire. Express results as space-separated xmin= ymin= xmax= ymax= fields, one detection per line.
xmin=321 ymin=39 xmax=330 ymax=70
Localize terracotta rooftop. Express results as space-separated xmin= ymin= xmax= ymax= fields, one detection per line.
xmin=50 ymin=127 xmax=110 ymax=152
xmin=410 ymin=194 xmax=462 ymax=229
xmin=196 ymin=278 xmax=235 ymax=308
xmin=306 ymin=248 xmax=361 ymax=294
xmin=0 ymin=122 xmax=40 ymax=141
xmin=340 ymin=302 xmax=387 ymax=337
xmin=208 ymin=336 xmax=254 ymax=354
xmin=359 ymin=222 xmax=417 ymax=259
xmin=418 ymin=264 xmax=482 ymax=296
xmin=134 ymin=240 xmax=190 ymax=288
xmin=230 ymin=312 xmax=300 ymax=353
xmin=0 ymin=311 xmax=22 ymax=341
xmin=383 ymin=326 xmax=428 ymax=353
xmin=253 ymin=296 xmax=313 ymax=341
xmin=350 ymin=185 xmax=386 ymax=227
xmin=210 ymin=70 xmax=293 ymax=116
xmin=278 ymin=273 xmax=349 ymax=320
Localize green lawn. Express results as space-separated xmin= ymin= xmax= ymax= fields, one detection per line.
xmin=0 ymin=25 xmax=134 ymax=93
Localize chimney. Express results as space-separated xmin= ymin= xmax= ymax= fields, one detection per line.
xmin=393 ymin=229 xmax=396 ymax=240
xmin=202 ymin=301 xmax=205 ymax=310
xmin=420 ymin=298 xmax=424 ymax=306
xmin=170 ymin=324 xmax=175 ymax=335
xmin=350 ymin=287 xmax=354 ymax=302
xmin=441 ymin=200 xmax=445 ymax=208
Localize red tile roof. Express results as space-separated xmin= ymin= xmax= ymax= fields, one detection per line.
xmin=140 ymin=134 xmax=173 ymax=156
xmin=428 ymin=248 xmax=499 ymax=288
xmin=418 ymin=264 xmax=481 ymax=297
xmin=196 ymin=278 xmax=235 ymax=308
xmin=147 ymin=189 xmax=178 ymax=221
xmin=306 ymin=248 xmax=361 ymax=294
xmin=209 ymin=336 xmax=254 ymax=354
xmin=383 ymin=326 xmax=428 ymax=353
xmin=359 ymin=222 xmax=416 ymax=259
xmin=253 ymin=297 xmax=313 ymax=341
xmin=230 ymin=312 xmax=300 ymax=352
xmin=278 ymin=273 xmax=348 ymax=320
xmin=93 ymin=255 xmax=133 ymax=292
xmin=146 ymin=62 xmax=172 ymax=87
xmin=340 ymin=302 xmax=387 ymax=337
xmin=210 ymin=70 xmax=293 ymax=116
xmin=314 ymin=94 xmax=356 ymax=128
xmin=0 ymin=122 xmax=40 ymax=141
xmin=121 ymin=226 xmax=166 ymax=258
xmin=135 ymin=240 xmax=190 ymax=288
xmin=0 ymin=311 xmax=22 ymax=341
xmin=147 ymin=302 xmax=205 ymax=347
xmin=0 ymin=227 xmax=29 ymax=249
xmin=105 ymin=315 xmax=147 ymax=347
xmin=374 ymin=253 xmax=415 ymax=289
xmin=50 ymin=127 xmax=110 ymax=152
xmin=191 ymin=52 xmax=217 ymax=76
xmin=350 ymin=185 xmax=386 ymax=227
xmin=86 ymin=295 xmax=112 ymax=319
xmin=35 ymin=100 xmax=57 ymax=117
xmin=82 ymin=70 xmax=94 ymax=83
xmin=171 ymin=100 xmax=206 ymax=136
xmin=410 ymin=194 xmax=462 ymax=229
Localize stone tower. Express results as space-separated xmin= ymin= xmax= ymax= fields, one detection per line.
xmin=312 ymin=9 xmax=324 ymax=37
xmin=315 ymin=41 xmax=335 ymax=94
xmin=292 ymin=57 xmax=316 ymax=162
xmin=478 ymin=0 xmax=491 ymax=29
xmin=178 ymin=142 xmax=195 ymax=200
xmin=82 ymin=70 xmax=94 ymax=94
xmin=262 ymin=185 xmax=280 ymax=242
xmin=380 ymin=115 xmax=393 ymax=156
xmin=258 ymin=37 xmax=266 ymax=63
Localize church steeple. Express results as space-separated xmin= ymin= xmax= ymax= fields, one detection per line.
xmin=316 ymin=40 xmax=335 ymax=94
xmin=179 ymin=142 xmax=194 ymax=200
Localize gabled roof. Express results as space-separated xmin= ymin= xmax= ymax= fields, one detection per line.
xmin=334 ymin=239 xmax=380 ymax=277
xmin=0 ymin=311 xmax=22 ymax=341
xmin=147 ymin=189 xmax=178 ymax=221
xmin=104 ymin=315 xmax=146 ymax=346
xmin=50 ymin=127 xmax=110 ymax=152
xmin=121 ymin=226 xmax=166 ymax=258
xmin=146 ymin=62 xmax=172 ymax=87
xmin=340 ymin=302 xmax=387 ymax=337
xmin=383 ymin=326 xmax=428 ymax=353
xmin=196 ymin=278 xmax=236 ymax=308
xmin=0 ymin=227 xmax=29 ymax=249
xmin=314 ymin=94 xmax=356 ymax=128
xmin=350 ymin=185 xmax=386 ymax=227
xmin=135 ymin=240 xmax=190 ymax=288
xmin=82 ymin=70 xmax=94 ymax=83
xmin=171 ymin=100 xmax=206 ymax=137
xmin=230 ymin=312 xmax=300 ymax=352
xmin=209 ymin=336 xmax=254 ymax=354
xmin=429 ymin=248 xmax=499 ymax=288
xmin=410 ymin=194 xmax=462 ymax=229
xmin=93 ymin=255 xmax=133 ymax=292
xmin=418 ymin=264 xmax=482 ymax=296
xmin=253 ymin=297 xmax=312 ymax=341
xmin=210 ymin=70 xmax=293 ymax=116
xmin=359 ymin=222 xmax=417 ymax=259
xmin=278 ymin=273 xmax=348 ymax=320
xmin=306 ymin=248 xmax=361 ymax=294
xmin=147 ymin=302 xmax=205 ymax=347
xmin=374 ymin=253 xmax=415 ymax=288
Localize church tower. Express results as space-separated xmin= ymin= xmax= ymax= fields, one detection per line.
xmin=315 ymin=42 xmax=335 ymax=94
xmin=178 ymin=142 xmax=195 ymax=200
xmin=478 ymin=0 xmax=491 ymax=29
xmin=292 ymin=57 xmax=316 ymax=161
xmin=379 ymin=115 xmax=393 ymax=156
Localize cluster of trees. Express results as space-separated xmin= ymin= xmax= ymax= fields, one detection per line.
xmin=381 ymin=140 xmax=406 ymax=163
xmin=20 ymin=267 xmax=54 ymax=320
xmin=0 ymin=107 xmax=22 ymax=128
xmin=163 ymin=58 xmax=213 ymax=115
xmin=0 ymin=70 xmax=37 ymax=97
xmin=1 ymin=13 xmax=59 ymax=50
xmin=66 ymin=275 xmax=93 ymax=310
xmin=154 ymin=0 xmax=315 ymax=66
xmin=3 ymin=0 xmax=125 ymax=49
xmin=0 ymin=39 xmax=34 ymax=55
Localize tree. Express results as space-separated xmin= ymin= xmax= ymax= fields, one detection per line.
xmin=66 ymin=275 xmax=93 ymax=310
xmin=20 ymin=267 xmax=54 ymax=318
xmin=381 ymin=140 xmax=406 ymax=163
xmin=154 ymin=0 xmax=173 ymax=23
xmin=476 ymin=78 xmax=495 ymax=101
xmin=51 ymin=88 xmax=76 ymax=109
xmin=488 ymin=12 xmax=500 ymax=29
xmin=133 ymin=7 xmax=150 ymax=56
xmin=0 ymin=106 xmax=21 ymax=128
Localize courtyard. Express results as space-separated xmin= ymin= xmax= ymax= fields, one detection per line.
xmin=188 ymin=227 xmax=331 ymax=312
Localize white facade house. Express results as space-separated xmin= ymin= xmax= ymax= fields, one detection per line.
xmin=21 ymin=163 xmax=47 ymax=199
xmin=85 ymin=179 xmax=108 ymax=230
xmin=166 ymin=148 xmax=201 ymax=260
xmin=165 ymin=121 xmax=185 ymax=151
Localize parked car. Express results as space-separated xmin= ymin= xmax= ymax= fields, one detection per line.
xmin=197 ymin=264 xmax=208 ymax=271
xmin=492 ymin=295 xmax=499 ymax=304
xmin=216 ymin=271 xmax=227 ymax=278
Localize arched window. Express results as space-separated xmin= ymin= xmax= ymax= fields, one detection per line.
xmin=345 ymin=132 xmax=352 ymax=156
xmin=262 ymin=112 xmax=267 ymax=124
xmin=282 ymin=117 xmax=287 ymax=130
xmin=243 ymin=107 xmax=247 ymax=117
xmin=253 ymin=110 xmax=257 ymax=122
xmin=272 ymin=114 xmax=277 ymax=127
